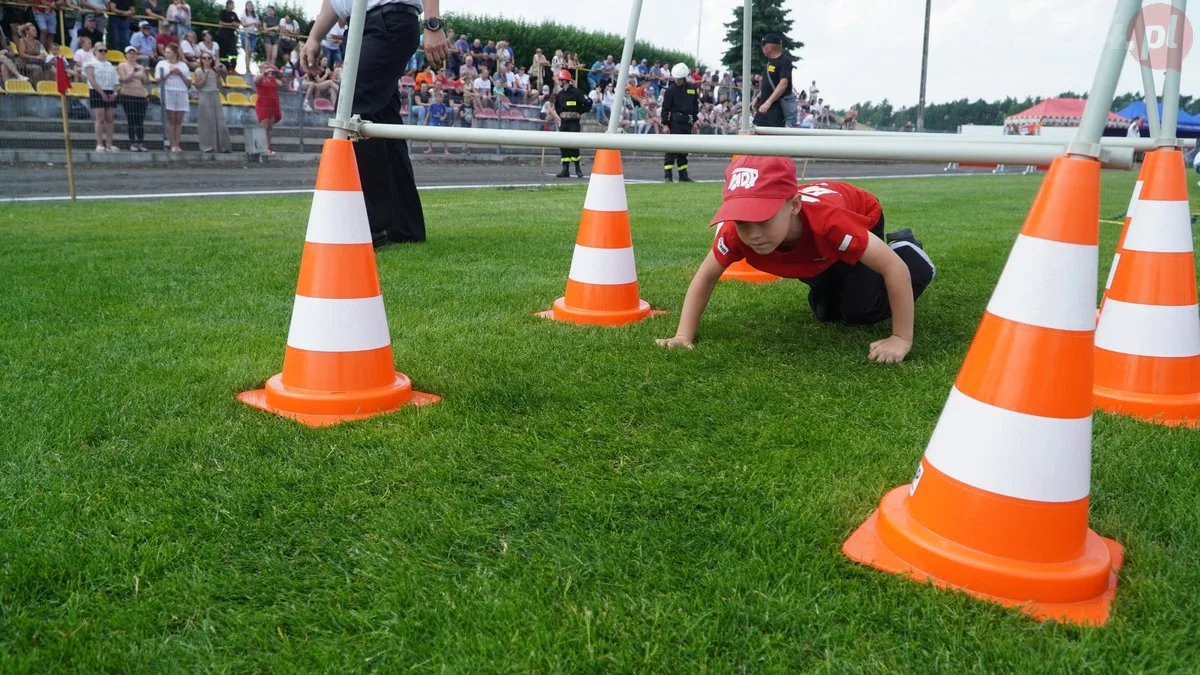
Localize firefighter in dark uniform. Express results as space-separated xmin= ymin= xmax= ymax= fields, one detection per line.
xmin=661 ymin=62 xmax=699 ymax=183
xmin=553 ymin=68 xmax=592 ymax=178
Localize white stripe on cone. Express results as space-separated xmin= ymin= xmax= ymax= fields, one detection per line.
xmin=1095 ymin=298 xmax=1200 ymax=357
xmin=1121 ymin=200 xmax=1194 ymax=253
xmin=924 ymin=387 xmax=1092 ymax=503
xmin=986 ymin=234 xmax=1098 ymax=332
xmin=1104 ymin=253 xmax=1121 ymax=290
xmin=567 ymin=245 xmax=638 ymax=285
xmin=305 ymin=190 xmax=373 ymax=245
xmin=286 ymin=295 xmax=391 ymax=352
xmin=582 ymin=173 xmax=629 ymax=213
xmin=1125 ymin=180 xmax=1142 ymax=219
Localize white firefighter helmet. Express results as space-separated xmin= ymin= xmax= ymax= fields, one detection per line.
xmin=671 ymin=63 xmax=690 ymax=80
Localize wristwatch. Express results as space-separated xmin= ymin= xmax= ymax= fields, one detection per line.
xmin=424 ymin=16 xmax=443 ymax=31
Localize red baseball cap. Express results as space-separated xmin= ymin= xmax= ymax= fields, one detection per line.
xmin=709 ymin=155 xmax=799 ymax=226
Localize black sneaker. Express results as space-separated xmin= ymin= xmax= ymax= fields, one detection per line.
xmin=885 ymin=228 xmax=923 ymax=249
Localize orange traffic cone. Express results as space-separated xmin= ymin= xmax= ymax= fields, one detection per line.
xmin=720 ymin=259 xmax=781 ymax=284
xmin=538 ymin=149 xmax=662 ymax=326
xmin=238 ymin=139 xmax=439 ymax=426
xmin=843 ymin=155 xmax=1123 ymax=626
xmin=1095 ymin=148 xmax=1200 ymax=426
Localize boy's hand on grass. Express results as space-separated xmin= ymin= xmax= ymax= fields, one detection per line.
xmin=868 ymin=335 xmax=911 ymax=364
xmin=656 ymin=336 xmax=694 ymax=350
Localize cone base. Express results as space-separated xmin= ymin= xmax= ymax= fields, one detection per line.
xmin=237 ymin=371 xmax=440 ymax=427
xmin=537 ymin=298 xmax=664 ymax=326
xmin=720 ymin=267 xmax=781 ymax=284
xmin=1095 ymin=385 xmax=1200 ymax=428
xmin=842 ymin=486 xmax=1123 ymax=626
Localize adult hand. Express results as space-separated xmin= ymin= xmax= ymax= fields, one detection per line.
xmin=424 ymin=28 xmax=448 ymax=68
xmin=655 ymin=336 xmax=694 ymax=350
xmin=301 ymin=38 xmax=320 ymax=74
xmin=868 ymin=335 xmax=911 ymax=364
xmin=757 ymin=102 xmax=769 ymax=114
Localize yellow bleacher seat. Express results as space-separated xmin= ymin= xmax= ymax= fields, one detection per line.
xmin=68 ymin=82 xmax=89 ymax=97
xmin=36 ymin=80 xmax=60 ymax=95
xmin=4 ymin=79 xmax=35 ymax=94
xmin=107 ymin=49 xmax=124 ymax=64
xmin=59 ymin=45 xmax=73 ymax=58
xmin=249 ymin=93 xmax=257 ymax=105
xmin=218 ymin=92 xmax=228 ymax=104
xmin=226 ymin=92 xmax=250 ymax=106
xmin=223 ymin=75 xmax=249 ymax=89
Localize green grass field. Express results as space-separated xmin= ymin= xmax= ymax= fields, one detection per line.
xmin=2 ymin=171 xmax=1199 ymax=671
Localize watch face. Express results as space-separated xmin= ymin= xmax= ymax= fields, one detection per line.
xmin=425 ymin=17 xmax=442 ymax=30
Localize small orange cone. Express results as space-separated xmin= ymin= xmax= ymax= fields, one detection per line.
xmin=238 ymin=139 xmax=439 ymax=426
xmin=538 ymin=149 xmax=663 ymax=326
xmin=720 ymin=259 xmax=781 ymax=284
xmin=1095 ymin=148 xmax=1200 ymax=426
xmin=843 ymin=155 xmax=1123 ymax=626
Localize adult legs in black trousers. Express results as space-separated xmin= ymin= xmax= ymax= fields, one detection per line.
xmin=351 ymin=5 xmax=425 ymax=247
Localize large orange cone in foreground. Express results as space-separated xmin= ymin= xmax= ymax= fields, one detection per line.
xmin=721 ymin=259 xmax=781 ymax=284
xmin=1095 ymin=148 xmax=1200 ymax=427
xmin=843 ymin=155 xmax=1123 ymax=626
xmin=538 ymin=149 xmax=662 ymax=325
xmin=238 ymin=139 xmax=439 ymax=426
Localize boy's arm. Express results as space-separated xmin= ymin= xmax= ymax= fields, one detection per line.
xmin=857 ymin=233 xmax=914 ymax=363
xmin=656 ymin=250 xmax=726 ymax=349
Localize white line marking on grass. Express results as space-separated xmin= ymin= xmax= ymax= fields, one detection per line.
xmin=0 ymin=171 xmax=1002 ymax=204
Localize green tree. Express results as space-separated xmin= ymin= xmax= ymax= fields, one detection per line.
xmin=720 ymin=0 xmax=803 ymax=78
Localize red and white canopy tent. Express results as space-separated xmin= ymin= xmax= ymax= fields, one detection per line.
xmin=1004 ymin=98 xmax=1133 ymax=131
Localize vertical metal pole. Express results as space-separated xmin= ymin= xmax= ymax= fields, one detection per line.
xmin=1140 ymin=63 xmax=1161 ymax=140
xmin=1070 ymin=0 xmax=1143 ymax=154
xmin=696 ymin=0 xmax=702 ymax=63
xmin=333 ymin=0 xmax=371 ymax=140
xmin=608 ymin=0 xmax=644 ymax=134
xmin=739 ymin=0 xmax=751 ymax=132
xmin=917 ymin=0 xmax=931 ymax=132
xmin=1157 ymin=0 xmax=1186 ymax=146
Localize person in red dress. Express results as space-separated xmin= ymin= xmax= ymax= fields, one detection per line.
xmin=656 ymin=155 xmax=936 ymax=363
xmin=254 ymin=61 xmax=283 ymax=154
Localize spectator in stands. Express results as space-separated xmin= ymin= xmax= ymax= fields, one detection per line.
xmin=277 ymin=13 xmax=299 ymax=63
xmin=155 ymin=23 xmax=180 ymax=61
xmin=80 ymin=0 xmax=106 ymax=35
xmin=551 ymin=48 xmax=563 ymax=74
xmin=84 ymin=42 xmax=119 ymax=151
xmin=0 ymin=26 xmax=29 ymax=84
xmin=73 ymin=15 xmax=104 ymax=51
xmin=215 ymin=1 xmax=239 ymax=70
xmin=15 ymin=23 xmax=47 ymax=82
xmin=469 ymin=38 xmax=483 ymax=63
xmin=107 ymin=0 xmax=136 ymax=52
xmin=409 ymin=81 xmax=429 ymax=125
xmin=483 ymin=39 xmax=497 ymax=71
xmin=443 ymin=28 xmax=461 ymax=76
xmin=198 ymin=30 xmax=220 ymax=66
xmin=843 ymin=104 xmax=857 ymax=130
xmin=497 ymin=40 xmax=513 ymax=68
xmin=424 ymin=89 xmax=450 ymax=155
xmin=261 ymin=5 xmax=279 ymax=67
xmin=71 ymin=35 xmax=94 ymax=80
xmin=180 ymin=30 xmax=199 ymax=66
xmin=143 ymin=0 xmax=167 ymax=34
xmin=321 ymin=17 xmax=345 ymax=66
xmin=194 ymin=51 xmax=231 ymax=152
xmin=129 ymin=21 xmax=156 ymax=65
xmin=458 ymin=53 xmax=477 ymax=82
xmin=530 ymin=48 xmax=548 ymax=92
xmin=472 ymin=64 xmax=491 ymax=106
xmin=516 ymin=65 xmax=530 ymax=102
xmin=565 ymin=51 xmax=580 ymax=74
xmin=588 ymin=82 xmax=605 ymax=123
xmin=302 ymin=55 xmax=337 ymax=111
xmin=415 ymin=62 xmax=434 ymax=87
xmin=167 ymin=0 xmax=191 ymax=38
xmin=154 ymin=42 xmax=189 ymax=152
xmin=32 ymin=0 xmax=57 ymax=52
xmin=254 ymin=61 xmax=282 ymax=153
xmin=240 ymin=2 xmax=259 ymax=70
xmin=118 ymin=45 xmax=149 ymax=151
xmin=587 ymin=55 xmax=602 ymax=91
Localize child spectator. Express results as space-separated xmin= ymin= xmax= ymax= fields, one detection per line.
xmin=424 ymin=90 xmax=450 ymax=155
xmin=73 ymin=35 xmax=95 ymax=81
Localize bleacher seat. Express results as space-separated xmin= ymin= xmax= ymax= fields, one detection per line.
xmin=223 ymin=75 xmax=249 ymax=89
xmin=219 ymin=92 xmax=228 ymax=104
xmin=313 ymin=98 xmax=335 ymax=112
xmin=4 ymin=79 xmax=36 ymax=94
xmin=107 ymin=49 xmax=124 ymax=64
xmin=400 ymin=105 xmax=410 ymax=116
xmin=503 ymin=110 xmax=524 ymax=121
xmin=249 ymin=93 xmax=257 ymax=105
xmin=58 ymin=45 xmax=73 ymax=58
xmin=475 ymin=108 xmax=499 ymax=119
xmin=36 ymin=80 xmax=60 ymax=96
xmin=399 ymin=76 xmax=415 ymax=87
xmin=226 ymin=92 xmax=251 ymax=106
xmin=68 ymin=82 xmax=88 ymax=97
xmin=149 ymin=87 xmax=159 ymax=98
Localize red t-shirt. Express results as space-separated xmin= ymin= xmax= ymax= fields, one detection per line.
xmin=155 ymin=32 xmax=179 ymax=53
xmin=711 ymin=181 xmax=882 ymax=279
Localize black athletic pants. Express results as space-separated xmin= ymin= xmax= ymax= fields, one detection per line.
xmin=119 ymin=94 xmax=147 ymax=143
xmin=664 ymin=121 xmax=691 ymax=170
xmin=802 ymin=213 xmax=935 ymax=325
xmin=559 ymin=118 xmax=581 ymax=162
xmin=351 ymin=3 xmax=425 ymax=246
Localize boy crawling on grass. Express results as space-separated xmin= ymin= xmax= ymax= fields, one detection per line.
xmin=656 ymin=155 xmax=935 ymax=363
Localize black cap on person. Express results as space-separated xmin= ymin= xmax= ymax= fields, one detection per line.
xmin=761 ymin=33 xmax=782 ymax=45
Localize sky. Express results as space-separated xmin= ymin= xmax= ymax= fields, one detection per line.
xmin=304 ymin=0 xmax=1200 ymax=108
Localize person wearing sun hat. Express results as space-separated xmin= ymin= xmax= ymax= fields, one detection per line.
xmin=656 ymin=155 xmax=936 ymax=363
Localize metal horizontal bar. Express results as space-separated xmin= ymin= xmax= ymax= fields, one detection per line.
xmin=340 ymin=120 xmax=1134 ymax=169
xmin=752 ymin=125 xmax=1194 ymax=150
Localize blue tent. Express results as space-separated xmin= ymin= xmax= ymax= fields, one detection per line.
xmin=1116 ymin=100 xmax=1200 ymax=136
